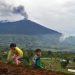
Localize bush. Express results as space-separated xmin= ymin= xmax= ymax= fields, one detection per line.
xmin=60 ymin=59 xmax=69 ymax=68
xmin=73 ymin=58 xmax=75 ymax=62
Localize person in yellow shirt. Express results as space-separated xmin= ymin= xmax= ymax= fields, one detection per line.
xmin=7 ymin=43 xmax=23 ymax=65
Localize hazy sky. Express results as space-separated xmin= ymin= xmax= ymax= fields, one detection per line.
xmin=0 ymin=0 xmax=75 ymax=35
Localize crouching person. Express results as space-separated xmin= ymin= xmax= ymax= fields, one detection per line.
xmin=7 ymin=43 xmax=23 ymax=65
xmin=32 ymin=49 xmax=42 ymax=68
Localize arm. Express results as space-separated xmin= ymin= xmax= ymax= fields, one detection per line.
xmin=15 ymin=47 xmax=23 ymax=57
xmin=7 ymin=50 xmax=12 ymax=61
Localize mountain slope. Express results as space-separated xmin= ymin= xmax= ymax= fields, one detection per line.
xmin=0 ymin=20 xmax=61 ymax=35
xmin=0 ymin=20 xmax=61 ymax=50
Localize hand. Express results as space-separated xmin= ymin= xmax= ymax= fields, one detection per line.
xmin=6 ymin=60 xmax=9 ymax=64
xmin=41 ymin=67 xmax=44 ymax=69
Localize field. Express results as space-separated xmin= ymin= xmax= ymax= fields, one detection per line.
xmin=0 ymin=50 xmax=75 ymax=75
xmin=0 ymin=62 xmax=74 ymax=75
xmin=41 ymin=58 xmax=75 ymax=75
xmin=41 ymin=52 xmax=75 ymax=75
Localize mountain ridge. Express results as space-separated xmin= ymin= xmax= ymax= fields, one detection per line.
xmin=0 ymin=20 xmax=61 ymax=35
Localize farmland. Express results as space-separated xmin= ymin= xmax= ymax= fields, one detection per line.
xmin=0 ymin=50 xmax=75 ymax=75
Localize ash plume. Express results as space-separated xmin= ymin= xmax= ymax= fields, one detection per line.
xmin=13 ymin=5 xmax=28 ymax=20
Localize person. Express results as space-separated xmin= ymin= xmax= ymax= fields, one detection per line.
xmin=7 ymin=43 xmax=23 ymax=65
xmin=32 ymin=49 xmax=42 ymax=68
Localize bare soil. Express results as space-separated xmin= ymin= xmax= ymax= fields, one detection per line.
xmin=0 ymin=62 xmax=72 ymax=75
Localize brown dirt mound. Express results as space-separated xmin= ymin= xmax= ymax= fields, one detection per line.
xmin=0 ymin=62 xmax=71 ymax=75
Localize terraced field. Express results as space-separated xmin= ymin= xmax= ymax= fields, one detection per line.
xmin=0 ymin=62 xmax=73 ymax=75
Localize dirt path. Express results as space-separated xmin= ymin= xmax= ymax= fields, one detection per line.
xmin=0 ymin=62 xmax=72 ymax=75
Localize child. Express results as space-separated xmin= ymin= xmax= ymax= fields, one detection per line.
xmin=32 ymin=49 xmax=42 ymax=68
xmin=7 ymin=43 xmax=23 ymax=65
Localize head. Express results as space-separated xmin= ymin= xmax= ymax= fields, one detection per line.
xmin=10 ymin=43 xmax=16 ymax=50
xmin=35 ymin=49 xmax=41 ymax=57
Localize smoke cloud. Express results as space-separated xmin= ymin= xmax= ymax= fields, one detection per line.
xmin=0 ymin=1 xmax=28 ymax=21
xmin=59 ymin=33 xmax=70 ymax=42
xmin=12 ymin=5 xmax=28 ymax=19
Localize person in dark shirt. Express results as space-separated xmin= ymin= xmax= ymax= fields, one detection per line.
xmin=32 ymin=49 xmax=42 ymax=68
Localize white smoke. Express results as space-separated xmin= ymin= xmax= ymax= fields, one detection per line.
xmin=60 ymin=33 xmax=70 ymax=42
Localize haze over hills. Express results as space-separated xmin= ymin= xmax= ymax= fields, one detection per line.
xmin=0 ymin=19 xmax=74 ymax=51
xmin=61 ymin=36 xmax=75 ymax=46
xmin=0 ymin=20 xmax=62 ymax=50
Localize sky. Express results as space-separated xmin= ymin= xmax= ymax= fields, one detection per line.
xmin=0 ymin=0 xmax=75 ymax=35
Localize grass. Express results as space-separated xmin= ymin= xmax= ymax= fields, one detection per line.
xmin=41 ymin=57 xmax=75 ymax=75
